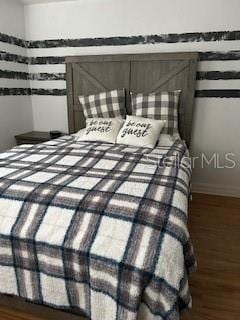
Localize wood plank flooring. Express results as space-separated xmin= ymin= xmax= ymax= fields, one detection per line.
xmin=182 ymin=193 xmax=240 ymax=320
xmin=0 ymin=193 xmax=240 ymax=320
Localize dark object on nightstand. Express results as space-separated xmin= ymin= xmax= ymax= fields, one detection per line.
xmin=49 ymin=130 xmax=62 ymax=139
xmin=15 ymin=131 xmax=63 ymax=145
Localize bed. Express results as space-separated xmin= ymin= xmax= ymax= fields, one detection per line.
xmin=0 ymin=52 xmax=198 ymax=320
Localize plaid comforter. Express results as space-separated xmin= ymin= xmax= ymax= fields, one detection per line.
xmin=0 ymin=136 xmax=196 ymax=320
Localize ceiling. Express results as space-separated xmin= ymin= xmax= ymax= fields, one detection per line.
xmin=19 ymin=0 xmax=76 ymax=4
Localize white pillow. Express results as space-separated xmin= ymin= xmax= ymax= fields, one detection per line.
xmin=77 ymin=118 xmax=124 ymax=144
xmin=116 ymin=115 xmax=165 ymax=148
xmin=158 ymin=134 xmax=177 ymax=147
xmin=74 ymin=128 xmax=85 ymax=139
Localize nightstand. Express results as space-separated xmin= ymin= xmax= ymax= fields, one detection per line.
xmin=15 ymin=131 xmax=62 ymax=145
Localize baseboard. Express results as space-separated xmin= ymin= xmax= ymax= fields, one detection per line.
xmin=192 ymin=182 xmax=240 ymax=198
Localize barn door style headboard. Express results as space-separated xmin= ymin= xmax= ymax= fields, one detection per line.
xmin=66 ymin=52 xmax=199 ymax=147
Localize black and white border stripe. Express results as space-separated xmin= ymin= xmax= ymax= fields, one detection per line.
xmin=0 ymin=50 xmax=28 ymax=64
xmin=197 ymin=71 xmax=240 ymax=80
xmin=0 ymin=32 xmax=27 ymax=48
xmin=200 ymin=50 xmax=240 ymax=61
xmin=1 ymin=30 xmax=240 ymax=98
xmin=1 ymin=51 xmax=240 ymax=66
xmin=195 ymin=90 xmax=240 ymax=98
xmin=0 ymin=70 xmax=65 ymax=81
xmin=27 ymin=30 xmax=240 ymax=48
xmin=0 ymin=88 xmax=66 ymax=96
xmin=1 ymin=88 xmax=239 ymax=98
xmin=1 ymin=29 xmax=240 ymax=49
xmin=1 ymin=70 xmax=239 ymax=82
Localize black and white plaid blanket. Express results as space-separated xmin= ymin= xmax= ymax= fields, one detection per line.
xmin=0 ymin=136 xmax=196 ymax=320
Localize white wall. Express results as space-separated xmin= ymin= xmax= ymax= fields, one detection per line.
xmin=0 ymin=0 xmax=26 ymax=38
xmin=25 ymin=0 xmax=240 ymax=38
xmin=0 ymin=0 xmax=33 ymax=152
xmin=22 ymin=0 xmax=240 ymax=196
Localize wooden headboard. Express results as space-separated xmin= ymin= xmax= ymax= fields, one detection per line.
xmin=65 ymin=52 xmax=198 ymax=147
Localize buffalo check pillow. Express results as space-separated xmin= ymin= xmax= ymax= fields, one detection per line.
xmin=77 ymin=118 xmax=124 ymax=144
xmin=116 ymin=115 xmax=165 ymax=148
xmin=79 ymin=89 xmax=126 ymax=119
xmin=131 ymin=90 xmax=181 ymax=136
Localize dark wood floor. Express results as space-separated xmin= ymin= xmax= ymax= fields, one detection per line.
xmin=182 ymin=193 xmax=240 ymax=320
xmin=0 ymin=193 xmax=239 ymax=320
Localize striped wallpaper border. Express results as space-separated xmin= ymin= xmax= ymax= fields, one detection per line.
xmin=27 ymin=52 xmax=240 ymax=65
xmin=197 ymin=71 xmax=240 ymax=80
xmin=0 ymin=70 xmax=29 ymax=80
xmin=1 ymin=70 xmax=239 ymax=81
xmin=1 ymin=50 xmax=240 ymax=66
xmin=29 ymin=56 xmax=65 ymax=65
xmin=0 ymin=88 xmax=66 ymax=96
xmin=1 ymin=30 xmax=240 ymax=49
xmin=0 ymin=88 xmax=31 ymax=95
xmin=0 ymin=50 xmax=28 ymax=64
xmin=1 ymin=88 xmax=240 ymax=98
xmin=0 ymin=32 xmax=27 ymax=48
xmin=0 ymin=70 xmax=66 ymax=81
xmin=195 ymin=90 xmax=240 ymax=98
xmin=27 ymin=30 xmax=240 ymax=48
xmin=199 ymin=50 xmax=240 ymax=61
xmin=1 ymin=30 xmax=240 ymax=98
